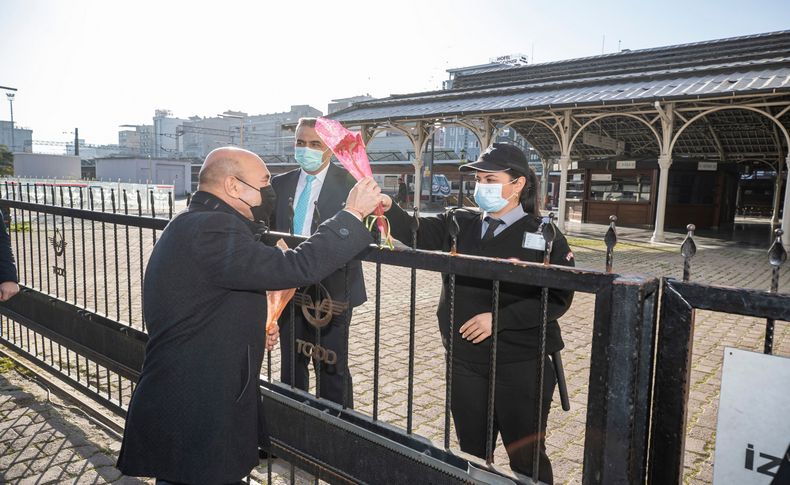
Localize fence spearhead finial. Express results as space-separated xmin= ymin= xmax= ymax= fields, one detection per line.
xmin=410 ymin=207 xmax=420 ymax=250
xmin=542 ymin=213 xmax=556 ymax=266
xmin=765 ymin=228 xmax=785 ymax=354
xmin=681 ymin=224 xmax=697 ymax=259
xmin=448 ymin=209 xmax=460 ymax=254
xmin=605 ymin=215 xmax=617 ymax=248
xmin=605 ymin=215 xmax=617 ymax=273
xmin=681 ymin=224 xmax=696 ymax=282
xmin=542 ymin=212 xmax=557 ymax=245
xmin=448 ymin=210 xmax=460 ymax=239
xmin=768 ymin=228 xmax=786 ymax=268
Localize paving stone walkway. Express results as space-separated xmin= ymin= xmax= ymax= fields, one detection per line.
xmin=0 ymin=358 xmax=149 ymax=484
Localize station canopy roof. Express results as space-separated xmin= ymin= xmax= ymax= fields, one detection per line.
xmin=329 ymin=31 xmax=790 ymax=163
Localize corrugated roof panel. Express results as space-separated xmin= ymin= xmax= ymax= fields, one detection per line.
xmin=691 ymin=78 xmax=715 ymax=94
xmin=451 ymin=31 xmax=790 ymax=90
xmin=342 ymin=58 xmax=787 ymax=111
xmin=329 ymin=67 xmax=790 ymax=123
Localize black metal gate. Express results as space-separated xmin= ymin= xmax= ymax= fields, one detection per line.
xmin=647 ymin=226 xmax=789 ymax=484
xmin=0 ymin=183 xmax=667 ymax=484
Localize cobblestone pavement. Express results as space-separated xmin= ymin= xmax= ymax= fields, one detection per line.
xmin=0 ymin=358 xmax=150 ymax=484
xmin=1 ymin=217 xmax=789 ymax=484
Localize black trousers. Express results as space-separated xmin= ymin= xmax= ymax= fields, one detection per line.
xmin=279 ymin=308 xmax=353 ymax=408
xmin=451 ymin=357 xmax=556 ymax=484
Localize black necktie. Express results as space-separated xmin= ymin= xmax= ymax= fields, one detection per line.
xmin=482 ymin=217 xmax=503 ymax=241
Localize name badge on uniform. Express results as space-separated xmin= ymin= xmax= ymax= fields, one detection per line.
xmin=522 ymin=231 xmax=546 ymax=251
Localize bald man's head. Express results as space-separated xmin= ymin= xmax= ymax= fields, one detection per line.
xmin=197 ymin=147 xmax=271 ymax=220
xmin=199 ymin=147 xmax=254 ymax=187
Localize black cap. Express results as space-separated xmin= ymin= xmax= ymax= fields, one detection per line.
xmin=460 ymin=143 xmax=529 ymax=174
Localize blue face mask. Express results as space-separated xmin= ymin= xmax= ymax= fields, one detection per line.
xmin=294 ymin=147 xmax=326 ymax=172
xmin=474 ymin=180 xmax=517 ymax=213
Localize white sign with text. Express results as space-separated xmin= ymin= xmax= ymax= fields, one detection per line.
xmin=590 ymin=174 xmax=613 ymax=181
xmin=712 ymin=347 xmax=790 ymax=484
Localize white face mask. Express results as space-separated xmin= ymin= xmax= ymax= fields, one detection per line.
xmin=474 ymin=179 xmax=517 ymax=213
xmin=294 ymin=147 xmax=326 ymax=172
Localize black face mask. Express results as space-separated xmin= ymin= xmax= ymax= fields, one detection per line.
xmin=237 ymin=177 xmax=277 ymax=223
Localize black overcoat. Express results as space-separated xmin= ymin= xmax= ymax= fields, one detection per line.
xmin=117 ymin=191 xmax=372 ymax=483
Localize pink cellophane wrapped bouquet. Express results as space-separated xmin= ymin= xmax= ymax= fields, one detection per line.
xmin=314 ymin=117 xmax=391 ymax=246
xmin=265 ymin=239 xmax=297 ymax=336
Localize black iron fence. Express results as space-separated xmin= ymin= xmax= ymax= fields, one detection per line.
xmin=5 ymin=184 xmax=765 ymax=484
xmin=256 ymin=214 xmax=657 ymax=484
xmin=0 ymin=182 xmax=168 ymax=417
xmin=647 ymin=225 xmax=789 ymax=484
xmin=0 ymin=182 xmax=171 ymax=330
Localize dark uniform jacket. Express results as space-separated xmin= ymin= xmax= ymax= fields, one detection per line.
xmin=0 ymin=211 xmax=18 ymax=283
xmin=117 ymin=191 xmax=372 ymax=484
xmin=385 ymin=203 xmax=574 ymax=364
xmin=270 ymin=163 xmax=366 ymax=308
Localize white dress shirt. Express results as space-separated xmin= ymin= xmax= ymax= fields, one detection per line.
xmin=480 ymin=204 xmax=528 ymax=239
xmin=293 ymin=164 xmax=330 ymax=235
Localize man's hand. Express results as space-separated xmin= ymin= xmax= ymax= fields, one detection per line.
xmin=380 ymin=194 xmax=393 ymax=212
xmin=345 ymin=177 xmax=383 ymax=218
xmin=459 ymin=312 xmax=493 ymax=344
xmin=0 ymin=282 xmax=19 ymax=302
xmin=265 ymin=323 xmax=279 ymax=352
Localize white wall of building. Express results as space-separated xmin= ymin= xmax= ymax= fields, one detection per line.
xmin=246 ymin=104 xmax=322 ymax=157
xmin=95 ymin=158 xmax=192 ymax=195
xmin=0 ymin=121 xmax=33 ymax=153
xmin=180 ymin=117 xmax=237 ymax=158
xmin=13 ymin=153 xmax=81 ymax=179
xmin=153 ymin=112 xmax=187 ymax=158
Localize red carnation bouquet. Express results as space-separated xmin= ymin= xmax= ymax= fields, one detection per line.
xmin=315 ymin=117 xmax=392 ymax=247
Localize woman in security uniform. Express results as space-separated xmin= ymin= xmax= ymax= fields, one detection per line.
xmin=381 ymin=143 xmax=574 ymax=483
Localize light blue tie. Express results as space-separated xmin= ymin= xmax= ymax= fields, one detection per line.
xmin=292 ymin=174 xmax=316 ymax=235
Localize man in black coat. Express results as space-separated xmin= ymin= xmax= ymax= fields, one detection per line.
xmin=270 ymin=118 xmax=365 ymax=407
xmin=117 ymin=147 xmax=382 ymax=484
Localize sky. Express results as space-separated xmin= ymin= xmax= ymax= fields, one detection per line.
xmin=1 ymin=0 xmax=789 ymax=146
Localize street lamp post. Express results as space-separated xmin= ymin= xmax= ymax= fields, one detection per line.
xmin=6 ymin=93 xmax=15 ymax=152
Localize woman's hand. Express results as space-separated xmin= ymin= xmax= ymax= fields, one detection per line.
xmin=459 ymin=312 xmax=492 ymax=343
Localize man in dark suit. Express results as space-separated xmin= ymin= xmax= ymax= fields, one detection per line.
xmin=117 ymin=147 xmax=382 ymax=484
xmin=270 ymin=117 xmax=365 ymax=408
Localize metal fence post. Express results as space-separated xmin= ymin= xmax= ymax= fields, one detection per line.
xmin=648 ymin=279 xmax=695 ymax=485
xmin=584 ymin=275 xmax=659 ymax=485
